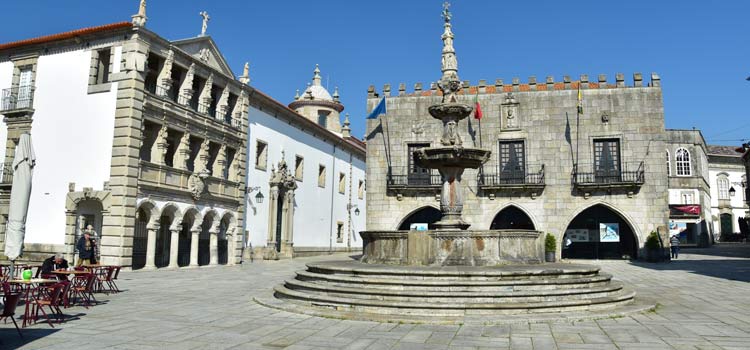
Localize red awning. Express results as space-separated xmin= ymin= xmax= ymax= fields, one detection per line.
xmin=669 ymin=205 xmax=701 ymax=217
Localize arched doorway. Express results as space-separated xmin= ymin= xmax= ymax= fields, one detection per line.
xmin=178 ymin=209 xmax=198 ymax=267
xmin=490 ymin=206 xmax=535 ymax=230
xmin=562 ymin=204 xmax=638 ymax=259
xmin=75 ymin=199 xmax=104 ymax=264
xmin=218 ymin=214 xmax=232 ymax=265
xmin=199 ymin=211 xmax=217 ymax=266
xmin=397 ymin=206 xmax=442 ymax=230
xmin=132 ymin=207 xmax=149 ymax=269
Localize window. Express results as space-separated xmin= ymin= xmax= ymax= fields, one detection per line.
xmin=593 ymin=139 xmax=621 ymax=182
xmin=94 ymin=48 xmax=111 ymax=84
xmin=717 ymin=175 xmax=730 ymax=200
xmin=675 ymin=147 xmax=691 ymax=176
xmin=16 ymin=66 xmax=33 ymax=109
xmin=255 ymin=140 xmax=267 ymax=170
xmin=681 ymin=191 xmax=695 ymax=205
xmin=499 ymin=140 xmax=525 ymax=181
xmin=407 ymin=143 xmax=431 ymax=185
xmin=318 ymin=165 xmax=326 ymax=188
xmin=294 ymin=155 xmax=304 ymax=181
xmin=338 ymin=172 xmax=346 ymax=194
xmin=358 ymin=180 xmax=364 ymax=199
xmin=336 ymin=222 xmax=344 ymax=243
xmin=666 ymin=150 xmax=670 ymax=176
xmin=317 ymin=110 xmax=329 ymax=127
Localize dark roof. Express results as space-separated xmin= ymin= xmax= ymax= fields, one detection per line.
xmin=707 ymin=145 xmax=742 ymax=157
xmin=0 ymin=22 xmax=132 ymax=51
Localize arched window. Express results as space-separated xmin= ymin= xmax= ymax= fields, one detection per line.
xmin=717 ymin=175 xmax=730 ymax=200
xmin=675 ymin=148 xmax=691 ymax=176
xmin=666 ymin=150 xmax=670 ymax=176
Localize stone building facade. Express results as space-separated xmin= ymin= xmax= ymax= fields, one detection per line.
xmin=0 ymin=6 xmax=249 ymax=268
xmin=665 ymin=130 xmax=713 ymax=246
xmin=365 ymin=72 xmax=669 ymax=259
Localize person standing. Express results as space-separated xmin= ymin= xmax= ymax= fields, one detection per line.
xmin=76 ymin=231 xmax=95 ymax=266
xmin=670 ymin=235 xmax=680 ymax=259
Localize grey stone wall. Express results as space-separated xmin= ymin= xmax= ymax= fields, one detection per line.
xmin=365 ymin=74 xmax=668 ymax=257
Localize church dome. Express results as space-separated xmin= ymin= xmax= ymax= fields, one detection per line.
xmin=289 ymin=64 xmax=344 ymax=113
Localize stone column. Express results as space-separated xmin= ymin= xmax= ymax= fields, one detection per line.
xmin=151 ymin=125 xmax=168 ymax=165
xmin=144 ymin=222 xmax=159 ymax=270
xmin=227 ymin=230 xmax=236 ymax=266
xmin=266 ymin=185 xmax=279 ymax=244
xmin=174 ymin=133 xmax=190 ymax=171
xmin=189 ymin=228 xmax=200 ymax=267
xmin=434 ymin=166 xmax=469 ymax=230
xmin=168 ymin=226 xmax=180 ymax=268
xmin=209 ymin=229 xmax=219 ymax=265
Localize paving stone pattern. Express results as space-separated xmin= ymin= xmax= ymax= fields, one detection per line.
xmin=1 ymin=244 xmax=749 ymax=349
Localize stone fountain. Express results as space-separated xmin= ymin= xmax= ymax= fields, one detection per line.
xmin=260 ymin=3 xmax=649 ymax=323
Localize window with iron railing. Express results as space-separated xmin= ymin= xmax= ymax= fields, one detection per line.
xmin=1 ymin=86 xmax=34 ymax=111
xmin=407 ymin=143 xmax=431 ymax=185
xmin=593 ymin=139 xmax=621 ymax=183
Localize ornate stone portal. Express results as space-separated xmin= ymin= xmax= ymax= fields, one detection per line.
xmin=264 ymin=152 xmax=297 ymax=259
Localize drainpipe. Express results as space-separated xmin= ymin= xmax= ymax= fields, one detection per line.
xmin=329 ymin=144 xmax=337 ymax=254
xmin=347 ymin=152 xmax=353 ymax=251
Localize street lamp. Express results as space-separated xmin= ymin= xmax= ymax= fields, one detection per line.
xmin=354 ymin=208 xmax=361 ymax=216
xmin=729 ymin=186 xmax=736 ymax=197
xmin=254 ymin=192 xmax=264 ymax=204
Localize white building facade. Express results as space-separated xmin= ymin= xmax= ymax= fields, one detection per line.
xmin=245 ymin=66 xmax=366 ymax=259
xmin=707 ymin=145 xmax=748 ymax=237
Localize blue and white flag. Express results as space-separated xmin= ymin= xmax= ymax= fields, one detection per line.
xmin=366 ymin=97 xmax=386 ymax=119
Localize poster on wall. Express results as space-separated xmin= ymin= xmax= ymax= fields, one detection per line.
xmin=410 ymin=223 xmax=428 ymax=231
xmin=565 ymin=229 xmax=590 ymax=242
xmin=669 ymin=220 xmax=687 ymax=237
xmin=599 ymin=223 xmax=620 ymax=242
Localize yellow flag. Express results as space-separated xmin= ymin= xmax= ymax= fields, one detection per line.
xmin=577 ymin=84 xmax=583 ymax=115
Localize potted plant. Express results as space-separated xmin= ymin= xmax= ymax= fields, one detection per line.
xmin=545 ymin=233 xmax=556 ymax=262
xmin=645 ymin=231 xmax=661 ymax=262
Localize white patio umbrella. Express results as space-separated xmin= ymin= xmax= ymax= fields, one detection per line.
xmin=4 ymin=133 xmax=35 ymax=278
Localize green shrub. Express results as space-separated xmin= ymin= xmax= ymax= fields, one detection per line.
xmin=645 ymin=231 xmax=660 ymax=250
xmin=545 ymin=233 xmax=556 ymax=252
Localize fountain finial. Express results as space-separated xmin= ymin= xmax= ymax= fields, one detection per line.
xmin=438 ymin=1 xmax=461 ymax=103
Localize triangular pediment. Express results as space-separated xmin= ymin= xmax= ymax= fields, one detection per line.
xmin=172 ymin=36 xmax=234 ymax=78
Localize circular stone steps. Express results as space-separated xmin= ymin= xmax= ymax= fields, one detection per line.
xmin=259 ymin=260 xmax=653 ymax=323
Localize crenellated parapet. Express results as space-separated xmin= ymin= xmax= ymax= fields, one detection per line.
xmin=367 ymin=72 xmax=661 ymax=99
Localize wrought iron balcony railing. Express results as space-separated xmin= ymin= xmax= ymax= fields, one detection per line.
xmin=386 ymin=167 xmax=441 ymax=190
xmin=1 ymin=86 xmax=34 ymax=112
xmin=572 ymin=161 xmax=645 ymax=189
xmin=478 ymin=164 xmax=545 ymax=189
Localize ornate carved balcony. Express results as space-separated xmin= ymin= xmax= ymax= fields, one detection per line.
xmin=1 ymin=87 xmax=34 ymax=116
xmin=572 ymin=161 xmax=644 ymax=194
xmin=478 ymin=164 xmax=545 ymax=192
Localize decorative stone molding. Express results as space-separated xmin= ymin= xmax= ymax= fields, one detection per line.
xmin=188 ymin=170 xmax=209 ymax=200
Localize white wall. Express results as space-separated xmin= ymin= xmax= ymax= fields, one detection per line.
xmin=245 ymin=106 xmax=366 ymax=251
xmin=15 ymin=46 xmax=121 ymax=244
xmin=668 ymin=188 xmax=699 ymax=205
xmin=0 ymin=61 xmax=12 ymax=161
xmin=708 ymin=167 xmax=748 ymax=233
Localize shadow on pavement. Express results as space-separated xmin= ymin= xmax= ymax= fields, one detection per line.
xmin=630 ymin=244 xmax=750 ymax=282
xmin=0 ymin=328 xmax=60 ymax=350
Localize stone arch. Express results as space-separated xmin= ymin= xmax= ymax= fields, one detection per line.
xmin=561 ymin=202 xmax=640 ymax=260
xmin=396 ymin=205 xmax=441 ymax=230
xmin=488 ymin=203 xmax=539 ymax=230
xmin=136 ymin=198 xmax=161 ymax=224
xmin=218 ymin=211 xmax=237 ymax=265
xmin=198 ymin=208 xmax=220 ymax=266
xmin=178 ymin=205 xmax=201 ymax=267
xmin=154 ymin=203 xmax=181 ymax=268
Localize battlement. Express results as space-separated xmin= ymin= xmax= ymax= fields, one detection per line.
xmin=367 ymin=72 xmax=660 ymax=99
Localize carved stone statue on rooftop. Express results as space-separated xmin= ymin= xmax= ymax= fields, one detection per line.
xmin=199 ymin=11 xmax=210 ymax=36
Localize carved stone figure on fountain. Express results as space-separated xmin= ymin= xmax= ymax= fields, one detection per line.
xmin=441 ymin=119 xmax=462 ymax=146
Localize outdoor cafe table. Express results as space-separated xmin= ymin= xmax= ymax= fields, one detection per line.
xmin=8 ymin=278 xmax=58 ymax=327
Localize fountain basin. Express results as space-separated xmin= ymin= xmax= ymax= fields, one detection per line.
xmin=360 ymin=230 xmax=544 ymax=266
xmin=414 ymin=146 xmax=491 ymax=169
xmin=428 ymin=103 xmax=473 ymax=120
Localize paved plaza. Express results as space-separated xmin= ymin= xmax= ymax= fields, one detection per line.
xmin=1 ymin=244 xmax=750 ymax=350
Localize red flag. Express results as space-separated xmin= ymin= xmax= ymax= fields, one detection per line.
xmin=474 ymin=92 xmax=483 ymax=120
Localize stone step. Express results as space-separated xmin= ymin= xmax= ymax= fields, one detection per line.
xmin=295 ymin=270 xmax=613 ymax=291
xmin=274 ymin=284 xmax=636 ymax=316
xmin=306 ymin=261 xmax=601 ymax=281
xmin=283 ymin=278 xmax=625 ymax=303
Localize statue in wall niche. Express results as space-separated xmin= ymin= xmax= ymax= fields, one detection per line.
xmin=506 ymin=108 xmax=516 ymax=128
xmin=188 ymin=170 xmax=209 ymax=200
xmin=441 ymin=119 xmax=462 ymax=146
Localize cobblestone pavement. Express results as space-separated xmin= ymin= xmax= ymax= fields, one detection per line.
xmin=2 ymin=244 xmax=750 ymax=350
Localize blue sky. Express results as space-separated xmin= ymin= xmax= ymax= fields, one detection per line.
xmin=3 ymin=1 xmax=749 ymax=145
